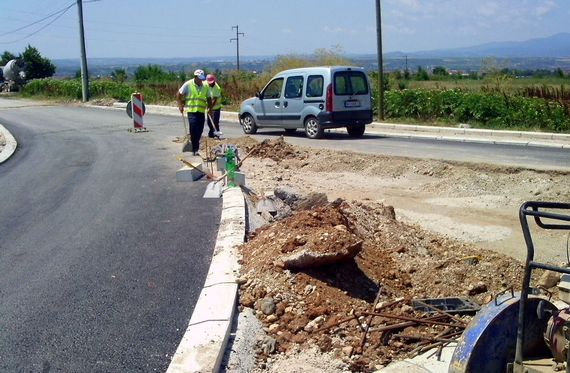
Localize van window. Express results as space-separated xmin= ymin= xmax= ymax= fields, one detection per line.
xmin=306 ymin=75 xmax=324 ymax=97
xmin=262 ymin=78 xmax=284 ymax=99
xmin=284 ymin=76 xmax=303 ymax=99
xmin=334 ymin=71 xmax=369 ymax=96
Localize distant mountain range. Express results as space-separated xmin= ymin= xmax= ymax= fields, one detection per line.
xmin=51 ymin=33 xmax=570 ymax=77
xmin=386 ymin=33 xmax=570 ymax=58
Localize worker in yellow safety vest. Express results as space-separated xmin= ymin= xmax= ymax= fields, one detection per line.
xmin=176 ymin=69 xmax=211 ymax=156
xmin=205 ymin=73 xmax=223 ymax=138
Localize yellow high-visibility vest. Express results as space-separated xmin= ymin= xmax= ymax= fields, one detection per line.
xmin=186 ymin=80 xmax=208 ymax=113
xmin=208 ymin=83 xmax=223 ymax=110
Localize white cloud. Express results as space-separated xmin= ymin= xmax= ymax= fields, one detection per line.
xmin=535 ymin=0 xmax=556 ymax=17
xmin=385 ymin=24 xmax=416 ymax=36
xmin=281 ymin=28 xmax=292 ymax=34
xmin=399 ymin=0 xmax=422 ymax=11
xmin=323 ymin=26 xmax=346 ymax=33
xmin=477 ymin=2 xmax=499 ymax=16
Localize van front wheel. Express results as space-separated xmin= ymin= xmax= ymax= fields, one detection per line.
xmin=241 ymin=114 xmax=258 ymax=134
xmin=304 ymin=116 xmax=324 ymax=139
xmin=347 ymin=124 xmax=365 ymax=138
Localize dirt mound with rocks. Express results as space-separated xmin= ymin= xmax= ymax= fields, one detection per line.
xmin=238 ymin=197 xmax=524 ymax=371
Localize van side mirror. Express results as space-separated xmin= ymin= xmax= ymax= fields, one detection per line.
xmin=255 ymin=91 xmax=262 ymax=99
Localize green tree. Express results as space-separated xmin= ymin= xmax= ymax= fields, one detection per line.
xmin=432 ymin=66 xmax=448 ymax=76
xmin=1 ymin=51 xmax=17 ymax=65
xmin=111 ymin=68 xmax=128 ymax=83
xmin=134 ymin=64 xmax=177 ymax=83
xmin=415 ymin=66 xmax=429 ymax=81
xmin=20 ymin=45 xmax=56 ymax=79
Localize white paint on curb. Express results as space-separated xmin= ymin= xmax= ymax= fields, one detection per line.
xmin=167 ymin=187 xmax=245 ymax=373
xmin=0 ymin=124 xmax=17 ymax=164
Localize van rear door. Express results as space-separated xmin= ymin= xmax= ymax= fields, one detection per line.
xmin=331 ymin=70 xmax=371 ymax=113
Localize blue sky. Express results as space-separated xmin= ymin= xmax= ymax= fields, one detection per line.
xmin=0 ymin=0 xmax=568 ymax=59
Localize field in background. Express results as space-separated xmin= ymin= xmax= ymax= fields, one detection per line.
xmin=21 ymin=51 xmax=570 ymax=133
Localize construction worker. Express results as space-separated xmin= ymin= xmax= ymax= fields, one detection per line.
xmin=176 ymin=69 xmax=211 ymax=156
xmin=205 ymin=73 xmax=223 ymax=138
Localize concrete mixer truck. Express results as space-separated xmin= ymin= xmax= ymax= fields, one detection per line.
xmin=0 ymin=59 xmax=26 ymax=92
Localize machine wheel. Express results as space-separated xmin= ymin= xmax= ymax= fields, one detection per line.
xmin=283 ymin=128 xmax=297 ymax=135
xmin=241 ymin=114 xmax=258 ymax=134
xmin=347 ymin=124 xmax=365 ymax=138
xmin=304 ymin=116 xmax=324 ymax=139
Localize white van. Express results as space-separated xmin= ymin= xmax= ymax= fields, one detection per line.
xmin=239 ymin=66 xmax=373 ymax=139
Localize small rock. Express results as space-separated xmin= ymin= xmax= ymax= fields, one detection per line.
xmin=268 ymin=323 xmax=280 ymax=332
xmin=468 ymin=281 xmax=488 ymax=295
xmin=304 ymin=316 xmax=325 ymax=332
xmin=267 ymin=314 xmax=278 ymax=322
xmin=538 ymin=270 xmax=561 ymax=289
xmin=257 ymin=336 xmax=276 ymax=354
xmin=342 ymin=346 xmax=354 ymax=356
xmin=259 ymin=297 xmax=277 ymax=315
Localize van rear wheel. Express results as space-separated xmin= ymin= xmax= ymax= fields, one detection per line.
xmin=241 ymin=114 xmax=258 ymax=134
xmin=304 ymin=116 xmax=324 ymax=139
xmin=347 ymin=124 xmax=365 ymax=138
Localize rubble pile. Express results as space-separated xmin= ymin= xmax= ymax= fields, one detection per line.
xmin=238 ymin=197 xmax=524 ymax=371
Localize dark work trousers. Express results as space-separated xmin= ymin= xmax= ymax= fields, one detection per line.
xmin=206 ymin=109 xmax=221 ymax=137
xmin=188 ymin=112 xmax=205 ymax=153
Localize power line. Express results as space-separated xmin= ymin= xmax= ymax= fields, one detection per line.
xmin=0 ymin=6 xmax=74 ymax=44
xmin=0 ymin=0 xmax=100 ymax=44
xmin=0 ymin=2 xmax=75 ymax=38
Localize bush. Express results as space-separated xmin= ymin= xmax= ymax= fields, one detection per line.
xmin=23 ymin=78 xmax=135 ymax=101
xmin=385 ymin=89 xmax=570 ymax=132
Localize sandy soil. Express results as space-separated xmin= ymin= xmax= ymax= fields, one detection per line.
xmin=209 ymin=136 xmax=570 ymax=372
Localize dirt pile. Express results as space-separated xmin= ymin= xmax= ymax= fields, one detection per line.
xmin=238 ymin=197 xmax=524 ymax=371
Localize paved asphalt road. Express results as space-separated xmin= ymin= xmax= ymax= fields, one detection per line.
xmin=217 ymin=120 xmax=570 ymax=171
xmin=0 ymin=102 xmax=568 ymax=372
xmin=0 ymin=103 xmax=222 ymax=372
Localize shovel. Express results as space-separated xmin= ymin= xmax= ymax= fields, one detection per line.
xmin=181 ymin=112 xmax=192 ymax=153
xmin=207 ymin=112 xmax=223 ymax=139
xmin=177 ymin=157 xmax=223 ymax=198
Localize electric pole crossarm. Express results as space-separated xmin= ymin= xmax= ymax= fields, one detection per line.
xmin=230 ymin=25 xmax=245 ymax=72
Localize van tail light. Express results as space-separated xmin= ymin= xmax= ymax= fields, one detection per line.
xmin=326 ymin=83 xmax=333 ymax=112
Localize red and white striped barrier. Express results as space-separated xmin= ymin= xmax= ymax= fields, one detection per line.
xmin=126 ymin=92 xmax=148 ymax=132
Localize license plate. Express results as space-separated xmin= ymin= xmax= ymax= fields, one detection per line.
xmin=344 ymin=100 xmax=360 ymax=108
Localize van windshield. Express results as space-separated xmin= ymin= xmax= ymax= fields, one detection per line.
xmin=334 ymin=71 xmax=368 ymax=96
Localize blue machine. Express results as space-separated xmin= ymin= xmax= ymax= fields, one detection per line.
xmin=449 ymin=291 xmax=556 ymax=372
xmin=450 ymin=202 xmax=570 ymax=373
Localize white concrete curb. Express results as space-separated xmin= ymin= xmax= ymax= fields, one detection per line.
xmin=90 ymin=103 xmax=570 ymax=148
xmin=0 ymin=124 xmax=17 ymax=164
xmin=167 ymin=187 xmax=245 ymax=373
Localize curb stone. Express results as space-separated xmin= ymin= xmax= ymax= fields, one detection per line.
xmin=95 ymin=103 xmax=570 ymax=149
xmin=0 ymin=124 xmax=17 ymax=164
xmin=167 ymin=187 xmax=245 ymax=373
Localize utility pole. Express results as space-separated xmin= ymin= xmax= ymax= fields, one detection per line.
xmin=77 ymin=0 xmax=89 ymax=102
xmin=230 ymin=25 xmax=244 ymax=72
xmin=375 ymin=0 xmax=384 ymax=121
